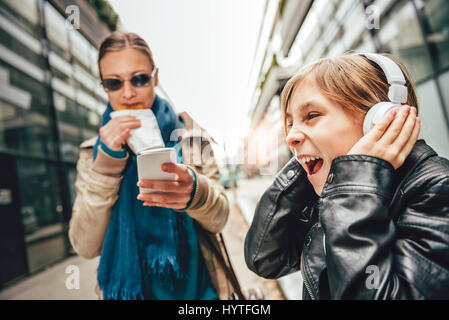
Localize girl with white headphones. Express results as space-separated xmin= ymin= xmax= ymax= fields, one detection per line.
xmin=245 ymin=53 xmax=449 ymax=299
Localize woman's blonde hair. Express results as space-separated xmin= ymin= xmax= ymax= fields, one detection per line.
xmin=280 ymin=53 xmax=418 ymax=135
xmin=98 ymin=32 xmax=155 ymax=79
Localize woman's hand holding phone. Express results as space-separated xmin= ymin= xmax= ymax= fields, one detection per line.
xmin=348 ymin=105 xmax=421 ymax=169
xmin=137 ymin=163 xmax=195 ymax=210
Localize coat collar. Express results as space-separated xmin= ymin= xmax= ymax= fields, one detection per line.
xmin=395 ymin=139 xmax=437 ymax=183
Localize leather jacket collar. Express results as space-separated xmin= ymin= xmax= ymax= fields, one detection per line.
xmin=245 ymin=140 xmax=449 ymax=299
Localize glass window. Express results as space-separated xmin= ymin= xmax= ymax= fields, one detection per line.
xmin=1 ymin=0 xmax=41 ymax=38
xmin=0 ymin=15 xmax=44 ymax=69
xmin=54 ymin=92 xmax=82 ymax=163
xmin=95 ymin=84 xmax=108 ymax=106
xmin=74 ymin=63 xmax=96 ymax=95
xmin=342 ymin=2 xmax=366 ymax=49
xmin=378 ymin=0 xmax=433 ymax=83
xmin=437 ymin=70 xmax=449 ymax=124
xmin=65 ymin=165 xmax=77 ymax=210
xmin=89 ymin=45 xmax=99 ymax=77
xmin=322 ymin=19 xmax=340 ymax=49
xmin=17 ymin=160 xmax=63 ymax=228
xmin=0 ymin=38 xmax=45 ymax=83
xmin=16 ymin=159 xmax=66 ymax=273
xmin=44 ymin=2 xmax=70 ymax=60
xmin=336 ymin=0 xmax=355 ymax=21
xmin=307 ymin=41 xmax=325 ymax=63
xmin=295 ymin=6 xmax=320 ymax=60
xmin=316 ymin=0 xmax=335 ymax=26
xmin=416 ymin=79 xmax=449 ymax=159
xmin=69 ymin=30 xmax=91 ymax=73
xmin=265 ymin=95 xmax=281 ymax=124
xmin=49 ymin=52 xmax=72 ymax=83
xmin=416 ymin=0 xmax=449 ymax=73
xmin=353 ymin=30 xmax=376 ymax=52
xmin=328 ymin=40 xmax=345 ymax=58
xmin=79 ymin=105 xmax=99 ymax=141
xmin=0 ymin=62 xmax=55 ymax=158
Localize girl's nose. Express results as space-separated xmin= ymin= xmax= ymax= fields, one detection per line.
xmin=122 ymin=81 xmax=136 ymax=99
xmin=286 ymin=128 xmax=305 ymax=147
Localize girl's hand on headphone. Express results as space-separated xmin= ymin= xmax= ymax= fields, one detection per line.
xmin=348 ymin=105 xmax=420 ymax=169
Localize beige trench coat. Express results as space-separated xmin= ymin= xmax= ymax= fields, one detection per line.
xmin=69 ymin=111 xmax=235 ymax=299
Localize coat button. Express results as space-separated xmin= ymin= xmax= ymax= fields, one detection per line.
xmin=286 ymin=170 xmax=295 ymax=180
xmin=327 ymin=173 xmax=334 ymax=184
xmin=305 ymin=236 xmax=311 ymax=246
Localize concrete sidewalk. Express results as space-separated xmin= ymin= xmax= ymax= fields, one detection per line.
xmin=0 ymin=201 xmax=285 ymax=300
xmin=0 ymin=255 xmax=99 ymax=300
xmin=222 ymin=204 xmax=285 ymax=300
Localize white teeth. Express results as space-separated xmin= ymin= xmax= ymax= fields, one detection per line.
xmin=299 ymin=156 xmax=321 ymax=164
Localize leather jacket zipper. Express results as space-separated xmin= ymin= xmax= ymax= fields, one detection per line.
xmin=301 ymin=222 xmax=319 ymax=300
xmin=301 ymin=251 xmax=318 ymax=300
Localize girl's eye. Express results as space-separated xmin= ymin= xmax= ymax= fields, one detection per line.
xmin=306 ymin=113 xmax=320 ymax=120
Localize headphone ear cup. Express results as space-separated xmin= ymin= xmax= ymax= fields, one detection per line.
xmin=363 ymin=102 xmax=400 ymax=135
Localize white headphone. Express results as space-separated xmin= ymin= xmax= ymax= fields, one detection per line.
xmin=359 ymin=53 xmax=408 ymax=134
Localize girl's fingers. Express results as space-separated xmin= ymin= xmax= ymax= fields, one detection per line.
xmin=390 ymin=107 xmax=417 ymax=152
xmin=399 ymin=117 xmax=421 ymax=162
xmin=366 ymin=107 xmax=397 ymax=142
xmin=379 ymin=105 xmax=410 ymax=145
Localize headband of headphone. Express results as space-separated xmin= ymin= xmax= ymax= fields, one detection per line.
xmin=359 ymin=53 xmax=408 ymax=104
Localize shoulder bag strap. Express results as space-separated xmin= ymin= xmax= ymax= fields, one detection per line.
xmin=203 ymin=232 xmax=245 ymax=300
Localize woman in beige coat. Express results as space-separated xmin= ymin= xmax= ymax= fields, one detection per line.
xmin=69 ymin=32 xmax=232 ymax=300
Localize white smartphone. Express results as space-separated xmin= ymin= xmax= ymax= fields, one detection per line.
xmin=136 ymin=147 xmax=177 ymax=193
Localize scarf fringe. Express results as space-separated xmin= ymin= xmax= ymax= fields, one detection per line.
xmin=101 ymin=286 xmax=145 ymax=300
xmin=144 ymin=255 xmax=184 ymax=291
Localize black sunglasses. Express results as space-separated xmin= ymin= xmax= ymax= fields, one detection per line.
xmin=101 ymin=68 xmax=156 ymax=91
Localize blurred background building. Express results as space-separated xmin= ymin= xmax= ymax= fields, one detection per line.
xmin=247 ymin=0 xmax=449 ymax=174
xmin=0 ymin=0 xmax=118 ymax=289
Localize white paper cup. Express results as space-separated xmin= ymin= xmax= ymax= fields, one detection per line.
xmin=110 ymin=108 xmax=164 ymax=154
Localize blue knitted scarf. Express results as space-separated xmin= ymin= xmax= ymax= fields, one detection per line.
xmin=94 ymin=95 xmax=189 ymax=300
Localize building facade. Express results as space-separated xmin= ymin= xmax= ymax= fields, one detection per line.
xmin=247 ymin=0 xmax=449 ymax=173
xmin=0 ymin=0 xmax=116 ymax=289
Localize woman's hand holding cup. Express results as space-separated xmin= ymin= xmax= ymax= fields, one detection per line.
xmin=348 ymin=105 xmax=421 ymax=169
xmin=99 ymin=115 xmax=141 ymax=151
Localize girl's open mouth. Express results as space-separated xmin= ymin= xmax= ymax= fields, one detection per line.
xmin=305 ymin=158 xmax=323 ymax=176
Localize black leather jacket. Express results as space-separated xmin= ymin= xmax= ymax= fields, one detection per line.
xmin=244 ymin=140 xmax=449 ymax=299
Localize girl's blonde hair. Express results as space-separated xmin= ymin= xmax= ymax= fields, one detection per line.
xmin=98 ymin=32 xmax=155 ymax=79
xmin=280 ymin=53 xmax=418 ymax=135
